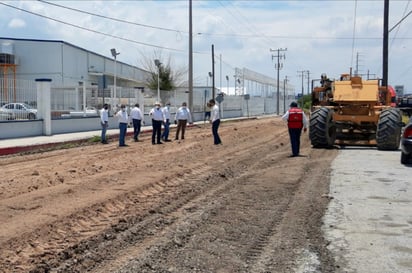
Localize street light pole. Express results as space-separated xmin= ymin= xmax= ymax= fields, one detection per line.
xmin=226 ymin=75 xmax=229 ymax=94
xmin=208 ymin=72 xmax=213 ymax=97
xmin=234 ymin=76 xmax=237 ymax=95
xmin=154 ymin=59 xmax=161 ymax=102
xmin=110 ymin=48 xmax=120 ymax=111
xmin=283 ymin=76 xmax=288 ymax=114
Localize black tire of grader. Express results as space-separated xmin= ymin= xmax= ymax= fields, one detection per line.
xmin=376 ymin=108 xmax=402 ymax=150
xmin=309 ymin=107 xmax=336 ymax=148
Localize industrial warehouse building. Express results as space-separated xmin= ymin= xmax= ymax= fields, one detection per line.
xmin=0 ymin=37 xmax=224 ymax=114
xmin=0 ymin=37 xmax=149 ymax=87
xmin=0 ymin=37 xmax=150 ymax=111
xmin=0 ymin=37 xmax=294 ymax=139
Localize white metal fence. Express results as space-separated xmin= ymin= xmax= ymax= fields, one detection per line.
xmin=1 ymin=78 xmax=294 ymax=123
xmin=0 ymin=78 xmax=37 ymax=120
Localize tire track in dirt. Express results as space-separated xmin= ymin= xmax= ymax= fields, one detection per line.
xmin=109 ymin=135 xmax=311 ymax=273
xmin=0 ymin=118 xmax=293 ymax=273
xmin=92 ymin=135 xmax=290 ymax=272
xmin=108 ymin=141 xmax=336 ymax=273
xmin=249 ymin=149 xmax=338 ymax=273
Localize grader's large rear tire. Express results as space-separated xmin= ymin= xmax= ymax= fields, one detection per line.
xmin=309 ymin=107 xmax=336 ymax=148
xmin=376 ymin=108 xmax=402 ymax=150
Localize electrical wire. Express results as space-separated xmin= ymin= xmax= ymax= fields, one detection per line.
xmin=388 ymin=0 xmax=412 ymax=85
xmin=38 ymin=0 xmax=187 ymax=35
xmin=0 ymin=2 xmax=186 ymax=52
xmin=389 ymin=0 xmax=411 ymax=49
xmin=218 ymin=1 xmax=274 ymax=46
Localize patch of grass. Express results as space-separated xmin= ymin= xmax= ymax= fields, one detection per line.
xmin=59 ymin=143 xmax=77 ymax=149
xmin=89 ymin=135 xmax=101 ymax=143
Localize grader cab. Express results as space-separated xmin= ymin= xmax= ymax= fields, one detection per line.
xmin=309 ymin=73 xmax=402 ymax=150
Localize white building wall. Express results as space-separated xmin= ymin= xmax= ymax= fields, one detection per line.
xmin=11 ymin=40 xmax=64 ymax=83
xmin=0 ymin=38 xmax=149 ymax=88
xmin=62 ymin=43 xmax=89 ymax=84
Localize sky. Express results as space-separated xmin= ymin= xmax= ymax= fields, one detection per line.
xmin=1 ymin=0 xmax=412 ymax=94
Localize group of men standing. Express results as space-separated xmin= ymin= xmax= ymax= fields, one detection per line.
xmin=99 ymin=103 xmax=144 ymax=147
xmin=100 ymin=100 xmax=221 ymax=147
xmin=149 ymin=101 xmax=195 ymax=145
xmin=100 ymin=98 xmax=308 ymax=157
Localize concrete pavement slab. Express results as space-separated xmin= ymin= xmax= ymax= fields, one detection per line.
xmin=323 ymin=148 xmax=412 ymax=273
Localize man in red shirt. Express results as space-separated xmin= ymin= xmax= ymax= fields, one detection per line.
xmin=281 ymin=102 xmax=308 ymax=157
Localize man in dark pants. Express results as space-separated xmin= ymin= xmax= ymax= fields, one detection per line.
xmin=100 ymin=103 xmax=109 ymax=144
xmin=161 ymin=102 xmax=171 ymax=141
xmin=149 ymin=102 xmax=165 ymax=145
xmin=130 ymin=103 xmax=143 ymax=142
xmin=115 ymin=104 xmax=129 ymax=147
xmin=281 ymin=101 xmax=308 ymax=157
xmin=208 ymin=99 xmax=222 ymax=145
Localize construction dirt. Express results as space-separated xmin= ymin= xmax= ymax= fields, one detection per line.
xmin=0 ymin=117 xmax=339 ymax=273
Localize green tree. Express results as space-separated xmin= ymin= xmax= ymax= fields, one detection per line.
xmin=140 ymin=52 xmax=186 ymax=104
xmin=298 ymin=94 xmax=312 ymax=111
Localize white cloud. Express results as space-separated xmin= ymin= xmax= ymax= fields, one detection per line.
xmin=8 ymin=18 xmax=26 ymax=28
xmin=1 ymin=0 xmax=412 ymax=92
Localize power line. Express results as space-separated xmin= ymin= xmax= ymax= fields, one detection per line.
xmin=4 ymin=2 xmax=411 ymax=43
xmin=389 ymin=1 xmax=411 ymax=49
xmin=0 ymin=2 xmax=185 ymax=52
xmin=219 ymin=1 xmax=276 ymax=47
xmin=198 ymin=32 xmax=410 ymax=40
xmin=389 ymin=5 xmax=412 ymax=32
xmin=38 ymin=0 xmax=187 ymax=34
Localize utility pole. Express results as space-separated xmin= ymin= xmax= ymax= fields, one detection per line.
xmin=220 ymin=54 xmax=222 ymax=94
xmin=297 ymin=70 xmax=307 ymax=108
xmin=382 ymin=0 xmax=389 ymax=87
xmin=306 ymin=70 xmax=310 ymax=96
xmin=188 ymin=0 xmax=193 ymax=113
xmin=211 ymin=44 xmax=215 ymax=99
xmin=270 ymin=48 xmax=287 ymax=115
xmin=283 ymin=76 xmax=288 ymax=114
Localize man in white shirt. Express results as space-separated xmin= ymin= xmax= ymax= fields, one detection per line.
xmin=209 ymin=99 xmax=222 ymax=145
xmin=115 ymin=104 xmax=129 ymax=147
xmin=130 ymin=103 xmax=144 ymax=142
xmin=174 ymin=102 xmax=192 ymax=140
xmin=161 ymin=102 xmax=172 ymax=142
xmin=149 ymin=102 xmax=165 ymax=145
xmin=100 ymin=103 xmax=109 ymax=144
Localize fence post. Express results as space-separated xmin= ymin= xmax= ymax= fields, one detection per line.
xmin=36 ymin=78 xmax=52 ymax=136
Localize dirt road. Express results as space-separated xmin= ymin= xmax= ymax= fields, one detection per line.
xmin=0 ymin=117 xmax=338 ymax=273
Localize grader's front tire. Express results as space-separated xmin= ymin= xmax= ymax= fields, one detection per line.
xmin=309 ymin=107 xmax=336 ymax=148
xmin=376 ymin=108 xmax=402 ymax=150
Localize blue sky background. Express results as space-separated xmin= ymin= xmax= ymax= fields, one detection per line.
xmin=1 ymin=0 xmax=412 ymax=94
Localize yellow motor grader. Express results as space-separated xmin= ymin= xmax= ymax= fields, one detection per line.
xmin=309 ymin=73 xmax=402 ymax=150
